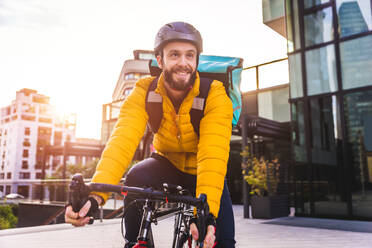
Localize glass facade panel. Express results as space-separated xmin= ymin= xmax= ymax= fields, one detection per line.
xmin=306 ymin=45 xmax=338 ymax=95
xmin=340 ymin=35 xmax=372 ymax=90
xmin=258 ymin=86 xmax=290 ymax=122
xmin=344 ymin=90 xmax=372 ymax=218
xmin=263 ymin=0 xmax=285 ymax=23
xmin=310 ymin=96 xmax=347 ymax=215
xmin=293 ymin=0 xmax=301 ymax=50
xmin=304 ymin=0 xmax=329 ymax=9
xmin=337 ymin=0 xmax=372 ymax=38
xmin=291 ymin=101 xmax=307 ymax=162
xmin=286 ymin=0 xmax=294 ymax=52
xmin=286 ymin=0 xmax=301 ymax=51
xmin=310 ymin=96 xmax=338 ymax=165
xmin=289 ymin=53 xmax=303 ymax=98
xmin=304 ymin=7 xmax=334 ymax=47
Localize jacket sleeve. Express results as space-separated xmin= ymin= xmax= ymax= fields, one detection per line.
xmin=196 ymin=80 xmax=233 ymax=217
xmin=91 ymin=77 xmax=152 ymax=203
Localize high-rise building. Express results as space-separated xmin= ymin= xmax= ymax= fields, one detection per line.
xmin=263 ymin=0 xmax=372 ymax=219
xmin=0 ymin=88 xmax=76 ymax=197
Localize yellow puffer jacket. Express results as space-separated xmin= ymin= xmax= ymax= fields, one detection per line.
xmin=92 ymin=72 xmax=233 ymax=217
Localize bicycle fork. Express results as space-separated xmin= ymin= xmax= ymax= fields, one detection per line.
xmin=135 ymin=200 xmax=155 ymax=248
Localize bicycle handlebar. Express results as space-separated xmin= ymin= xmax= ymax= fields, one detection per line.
xmin=69 ymin=173 xmax=206 ymax=209
xmin=68 ymin=173 xmax=210 ymax=247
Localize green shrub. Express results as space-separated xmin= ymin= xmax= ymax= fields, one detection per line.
xmin=0 ymin=205 xmax=18 ymax=229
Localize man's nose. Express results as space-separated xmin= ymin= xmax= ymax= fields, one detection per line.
xmin=177 ymin=55 xmax=188 ymax=66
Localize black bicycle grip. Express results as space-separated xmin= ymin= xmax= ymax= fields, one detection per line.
xmin=69 ymin=174 xmax=90 ymax=212
xmin=196 ymin=194 xmax=209 ymax=248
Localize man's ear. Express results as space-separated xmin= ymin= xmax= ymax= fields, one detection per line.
xmin=156 ymin=55 xmax=163 ymax=70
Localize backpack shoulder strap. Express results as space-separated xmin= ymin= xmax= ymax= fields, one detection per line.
xmin=145 ymin=77 xmax=163 ymax=133
xmin=190 ymin=77 xmax=213 ymax=136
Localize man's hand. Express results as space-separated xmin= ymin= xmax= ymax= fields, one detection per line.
xmin=65 ymin=195 xmax=101 ymax=227
xmin=190 ymin=223 xmax=216 ymax=248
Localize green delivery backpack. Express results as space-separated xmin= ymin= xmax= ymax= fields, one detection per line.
xmin=147 ymin=55 xmax=243 ymax=135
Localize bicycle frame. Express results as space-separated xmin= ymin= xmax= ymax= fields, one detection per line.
xmin=134 ymin=199 xmax=193 ymax=248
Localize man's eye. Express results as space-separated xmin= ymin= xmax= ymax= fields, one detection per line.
xmin=187 ymin=54 xmax=194 ymax=58
xmin=171 ymin=53 xmax=178 ymax=58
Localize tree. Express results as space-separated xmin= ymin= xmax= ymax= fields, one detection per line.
xmin=50 ymin=158 xmax=99 ymax=179
xmin=0 ymin=205 xmax=18 ymax=229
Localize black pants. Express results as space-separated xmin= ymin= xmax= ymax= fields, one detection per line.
xmin=124 ymin=154 xmax=236 ymax=248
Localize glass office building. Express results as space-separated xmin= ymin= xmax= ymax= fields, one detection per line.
xmin=285 ymin=0 xmax=372 ymax=219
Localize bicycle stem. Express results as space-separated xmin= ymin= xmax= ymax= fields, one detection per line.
xmin=138 ymin=199 xmax=152 ymax=243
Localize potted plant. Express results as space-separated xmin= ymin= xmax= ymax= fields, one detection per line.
xmin=241 ymin=147 xmax=289 ymax=219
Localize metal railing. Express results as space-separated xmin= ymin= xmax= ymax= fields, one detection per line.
xmin=3 ymin=178 xmax=126 ymax=225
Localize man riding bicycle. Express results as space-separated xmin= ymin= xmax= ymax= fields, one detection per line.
xmin=65 ymin=22 xmax=235 ymax=248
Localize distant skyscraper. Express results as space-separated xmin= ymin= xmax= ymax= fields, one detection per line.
xmin=339 ymin=1 xmax=368 ymax=37
xmin=339 ymin=1 xmax=372 ymax=89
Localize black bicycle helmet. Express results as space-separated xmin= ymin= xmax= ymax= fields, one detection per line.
xmin=154 ymin=22 xmax=203 ymax=56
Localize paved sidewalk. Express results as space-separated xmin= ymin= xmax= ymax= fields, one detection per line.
xmin=1 ymin=205 xmax=372 ymax=248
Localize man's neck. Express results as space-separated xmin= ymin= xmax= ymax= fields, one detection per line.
xmin=163 ymin=80 xmax=189 ymax=112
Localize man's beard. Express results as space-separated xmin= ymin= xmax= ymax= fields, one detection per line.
xmin=163 ymin=66 xmax=196 ymax=91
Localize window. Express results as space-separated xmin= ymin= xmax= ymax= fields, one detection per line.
xmin=286 ymin=0 xmax=295 ymax=52
xmin=25 ymin=127 xmax=31 ymax=135
xmin=23 ymin=138 xmax=31 ymax=147
xmin=306 ymin=44 xmax=338 ymax=95
xmin=7 ymin=172 xmax=11 ymax=179
xmin=304 ymin=7 xmax=334 ymax=47
xmin=337 ymin=0 xmax=372 ymax=38
xmin=5 ymin=107 xmax=10 ymax=116
xmin=138 ymin=53 xmax=155 ymax=60
xmin=32 ymin=95 xmax=49 ymax=104
xmin=340 ymin=35 xmax=372 ymax=90
xmin=123 ymin=88 xmax=133 ymax=97
xmin=291 ymin=101 xmax=307 ymax=162
xmin=304 ymin=0 xmax=330 ymax=9
xmin=21 ymin=115 xmax=36 ymax=121
xmin=54 ymin=131 xmax=62 ymax=146
xmin=0 ymin=173 xmax=4 ymax=179
xmin=35 ymin=163 xmax=42 ymax=169
xmin=309 ymin=96 xmax=338 ymax=165
xmin=5 ymin=185 xmax=10 ymax=194
xmin=22 ymin=149 xmax=29 ymax=158
xmin=22 ymin=160 xmax=28 ymax=169
xmin=124 ymin=73 xmax=135 ymax=80
xmin=35 ymin=172 xmax=43 ymax=179
xmin=289 ymin=53 xmax=303 ymax=98
xmin=258 ymin=87 xmax=291 ymax=122
xmin=39 ymin=105 xmax=50 ymax=115
xmin=19 ymin=172 xmax=30 ymax=179
xmin=344 ymin=89 xmax=372 ymax=218
xmin=38 ymin=117 xmax=52 ymax=123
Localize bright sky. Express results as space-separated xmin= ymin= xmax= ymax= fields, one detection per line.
xmin=0 ymin=0 xmax=287 ymax=139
